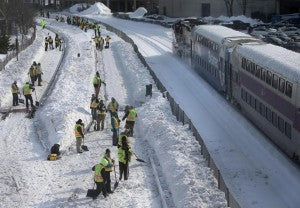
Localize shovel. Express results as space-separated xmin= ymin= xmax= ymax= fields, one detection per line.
xmin=113 ymin=165 xmax=119 ymax=190
xmin=81 ymin=137 xmax=89 ymax=151
xmin=133 ymin=152 xmax=146 ymax=163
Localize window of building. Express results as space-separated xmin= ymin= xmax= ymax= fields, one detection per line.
xmin=266 ymin=107 xmax=272 ymax=122
xmin=279 ymin=78 xmax=285 ymax=93
xmin=266 ymin=71 xmax=272 ymax=85
xmin=278 ymin=116 xmax=284 ymax=133
xmin=285 ymin=81 xmax=293 ymax=98
xmin=272 ymin=74 xmax=278 ymax=89
xmin=285 ymin=122 xmax=292 ymax=139
xmin=261 ymin=68 xmax=266 ymax=81
xmin=272 ymin=111 xmax=278 ymax=127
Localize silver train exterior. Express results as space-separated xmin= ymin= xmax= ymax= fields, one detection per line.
xmin=189 ymin=25 xmax=300 ymax=159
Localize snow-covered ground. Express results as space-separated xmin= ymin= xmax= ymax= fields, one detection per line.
xmin=72 ymin=14 xmax=300 ymax=208
xmin=1 ymin=17 xmax=229 ymax=208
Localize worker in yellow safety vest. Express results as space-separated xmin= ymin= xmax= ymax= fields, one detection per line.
xmin=122 ymin=106 xmax=137 ymax=137
xmin=91 ymin=158 xmax=108 ymax=199
xmin=74 ymin=119 xmax=84 ymax=153
xmin=111 ymin=113 xmax=119 ymax=146
xmin=118 ymin=137 xmax=134 ymax=180
xmin=117 ymin=132 xmax=130 ymax=148
xmin=107 ymin=97 xmax=119 ymax=119
xmin=90 ymin=94 xmax=99 ymax=121
xmin=103 ymin=149 xmax=115 ymax=194
xmin=105 ymin=35 xmax=111 ymax=48
xmin=11 ymin=81 xmax=20 ymax=106
xmin=92 ymin=72 xmax=105 ymax=99
xmin=22 ymin=82 xmax=35 ymax=109
xmin=28 ymin=64 xmax=37 ymax=86
xmin=95 ymin=100 xmax=106 ymax=131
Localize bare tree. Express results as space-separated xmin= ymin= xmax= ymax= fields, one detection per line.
xmin=237 ymin=0 xmax=247 ymax=15
xmin=224 ymin=0 xmax=234 ymax=16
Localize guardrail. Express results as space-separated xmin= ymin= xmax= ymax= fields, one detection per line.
xmin=0 ymin=26 xmax=37 ymax=71
xmin=87 ymin=18 xmax=241 ymax=208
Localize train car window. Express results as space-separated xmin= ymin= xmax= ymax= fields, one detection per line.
xmin=285 ymin=82 xmax=293 ymax=98
xmin=255 ymin=65 xmax=261 ymax=78
xmin=242 ymin=57 xmax=246 ymax=69
xmin=272 ymin=112 xmax=278 ymax=127
xmin=272 ymin=74 xmax=278 ymax=89
xmin=260 ymin=103 xmax=266 ymax=117
xmin=261 ymin=69 xmax=266 ymax=81
xmin=255 ymin=99 xmax=260 ymax=112
xmin=266 ymin=107 xmax=272 ymax=122
xmin=241 ymin=88 xmax=244 ymax=100
xmin=246 ymin=60 xmax=250 ymax=72
xmin=279 ymin=78 xmax=285 ymax=93
xmin=251 ymin=96 xmax=255 ymax=108
xmin=246 ymin=92 xmax=250 ymax=104
xmin=285 ymin=122 xmax=292 ymax=139
xmin=250 ymin=62 xmax=255 ymax=75
xmin=278 ymin=116 xmax=285 ymax=133
xmin=266 ymin=71 xmax=272 ymax=85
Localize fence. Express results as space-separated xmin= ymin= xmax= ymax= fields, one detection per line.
xmin=85 ymin=17 xmax=241 ymax=208
xmin=0 ymin=26 xmax=37 ymax=71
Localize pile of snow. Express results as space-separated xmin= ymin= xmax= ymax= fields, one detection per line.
xmin=80 ymin=2 xmax=111 ymax=15
xmin=69 ymin=3 xmax=87 ymax=14
xmin=0 ymin=54 xmax=6 ymax=62
xmin=129 ymin=7 xmax=147 ymax=18
xmin=204 ymin=15 xmax=261 ymax=26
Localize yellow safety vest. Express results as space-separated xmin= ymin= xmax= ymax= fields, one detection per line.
xmin=118 ymin=134 xmax=130 ymax=146
xmin=105 ymin=37 xmax=110 ymax=42
xmin=90 ymin=100 xmax=98 ymax=109
xmin=94 ymin=164 xmax=104 ymax=182
xmin=108 ymin=102 xmax=118 ymax=112
xmin=11 ymin=84 xmax=19 ymax=94
xmin=98 ymin=110 xmax=106 ymax=116
xmin=74 ymin=124 xmax=83 ymax=138
xmin=111 ymin=117 xmax=119 ymax=129
xmin=127 ymin=109 xmax=137 ymax=121
xmin=23 ymin=84 xmax=32 ymax=95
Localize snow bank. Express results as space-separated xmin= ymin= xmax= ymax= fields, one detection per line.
xmin=69 ymin=3 xmax=87 ymax=14
xmin=129 ymin=7 xmax=147 ymax=18
xmin=80 ymin=2 xmax=111 ymax=15
xmin=0 ymin=54 xmax=6 ymax=62
xmin=204 ymin=15 xmax=261 ymax=26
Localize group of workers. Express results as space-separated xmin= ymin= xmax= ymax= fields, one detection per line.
xmin=45 ymin=34 xmax=63 ymax=51
xmin=11 ymin=61 xmax=44 ymax=109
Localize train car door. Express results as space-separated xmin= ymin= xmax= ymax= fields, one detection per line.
xmin=225 ymin=48 xmax=233 ymax=99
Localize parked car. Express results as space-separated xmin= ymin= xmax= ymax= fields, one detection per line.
xmin=264 ymin=36 xmax=286 ymax=46
xmin=279 ymin=26 xmax=299 ymax=35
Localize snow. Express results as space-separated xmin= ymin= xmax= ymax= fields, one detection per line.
xmin=0 ymin=54 xmax=5 ymax=62
xmin=236 ymin=43 xmax=300 ymax=82
xmin=204 ymin=15 xmax=261 ymax=26
xmin=69 ymin=3 xmax=87 ymax=14
xmin=129 ymin=7 xmax=147 ymax=19
xmin=76 ymin=15 xmax=300 ymax=208
xmin=193 ymin=25 xmax=251 ymax=44
xmin=79 ymin=2 xmax=111 ymax=16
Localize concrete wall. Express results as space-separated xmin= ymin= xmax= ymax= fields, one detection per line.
xmin=159 ymin=0 xmax=277 ymax=18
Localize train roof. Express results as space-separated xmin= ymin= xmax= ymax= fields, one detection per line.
xmin=236 ymin=43 xmax=300 ymax=82
xmin=192 ymin=25 xmax=251 ymax=44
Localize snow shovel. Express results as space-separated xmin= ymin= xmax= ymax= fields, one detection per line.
xmin=113 ymin=165 xmax=119 ymax=190
xmin=81 ymin=137 xmax=89 ymax=151
xmin=86 ymin=183 xmax=97 ymax=198
xmin=133 ymin=152 xmax=146 ymax=163
xmin=18 ymin=96 xmax=24 ymax=104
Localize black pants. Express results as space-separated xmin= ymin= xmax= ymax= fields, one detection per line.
xmin=104 ymin=171 xmax=112 ymax=192
xmin=125 ymin=120 xmax=135 ymax=136
xmin=30 ymin=76 xmax=36 ymax=86
xmin=105 ymin=42 xmax=109 ymax=48
xmin=45 ymin=43 xmax=48 ymax=51
xmin=12 ymin=93 xmax=18 ymax=106
xmin=119 ymin=162 xmax=129 ymax=180
xmin=25 ymin=95 xmax=34 ymax=109
xmin=37 ymin=74 xmax=42 ymax=86
xmin=95 ymin=181 xmax=106 ymax=198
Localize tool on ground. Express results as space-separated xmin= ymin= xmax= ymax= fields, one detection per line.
xmin=81 ymin=137 xmax=89 ymax=151
xmin=18 ymin=95 xmax=24 ymax=104
xmin=86 ymin=183 xmax=97 ymax=198
xmin=133 ymin=152 xmax=146 ymax=163
xmin=113 ymin=165 xmax=119 ymax=190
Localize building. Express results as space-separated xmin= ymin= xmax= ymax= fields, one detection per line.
xmin=158 ymin=0 xmax=279 ymax=18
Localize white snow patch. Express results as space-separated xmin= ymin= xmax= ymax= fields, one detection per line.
xmin=79 ymin=2 xmax=111 ymax=16
xmin=204 ymin=15 xmax=261 ymax=26
xmin=129 ymin=7 xmax=147 ymax=19
xmin=69 ymin=3 xmax=88 ymax=13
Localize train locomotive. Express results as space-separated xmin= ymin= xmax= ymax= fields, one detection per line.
xmin=174 ymin=23 xmax=300 ymax=160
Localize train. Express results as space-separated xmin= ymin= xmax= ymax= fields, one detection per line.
xmin=173 ymin=21 xmax=300 ymax=161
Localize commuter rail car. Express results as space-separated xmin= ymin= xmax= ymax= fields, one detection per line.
xmin=185 ymin=24 xmax=300 ymax=160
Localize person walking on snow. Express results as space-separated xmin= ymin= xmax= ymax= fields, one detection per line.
xmin=111 ymin=113 xmax=119 ymax=146
xmin=99 ymin=37 xmax=104 ymax=51
xmin=11 ymin=81 xmax=20 ymax=106
xmin=36 ymin=63 xmax=43 ymax=86
xmin=44 ymin=36 xmax=49 ymax=51
xmin=92 ymin=72 xmax=105 ymax=98
xmin=90 ymin=94 xmax=99 ymax=121
xmin=92 ymin=158 xmax=108 ymax=199
xmin=105 ymin=36 xmax=111 ymax=48
xmin=22 ymin=82 xmax=35 ymax=109
xmin=95 ymin=100 xmax=106 ymax=131
xmin=107 ymin=97 xmax=119 ymax=119
xmin=103 ymin=149 xmax=114 ymax=194
xmin=48 ymin=36 xmax=54 ymax=50
xmin=55 ymin=34 xmax=60 ymax=49
xmin=122 ymin=106 xmax=137 ymax=137
xmin=74 ymin=119 xmax=84 ymax=153
xmin=28 ymin=65 xmax=37 ymax=86
xmin=118 ymin=137 xmax=134 ymax=180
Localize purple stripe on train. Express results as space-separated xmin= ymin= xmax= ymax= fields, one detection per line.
xmin=239 ymin=72 xmax=300 ymax=132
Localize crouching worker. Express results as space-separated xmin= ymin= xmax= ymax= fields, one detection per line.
xmin=91 ymin=158 xmax=109 ymax=199
xmin=47 ymin=144 xmax=61 ymax=161
xmin=118 ymin=137 xmax=134 ymax=180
